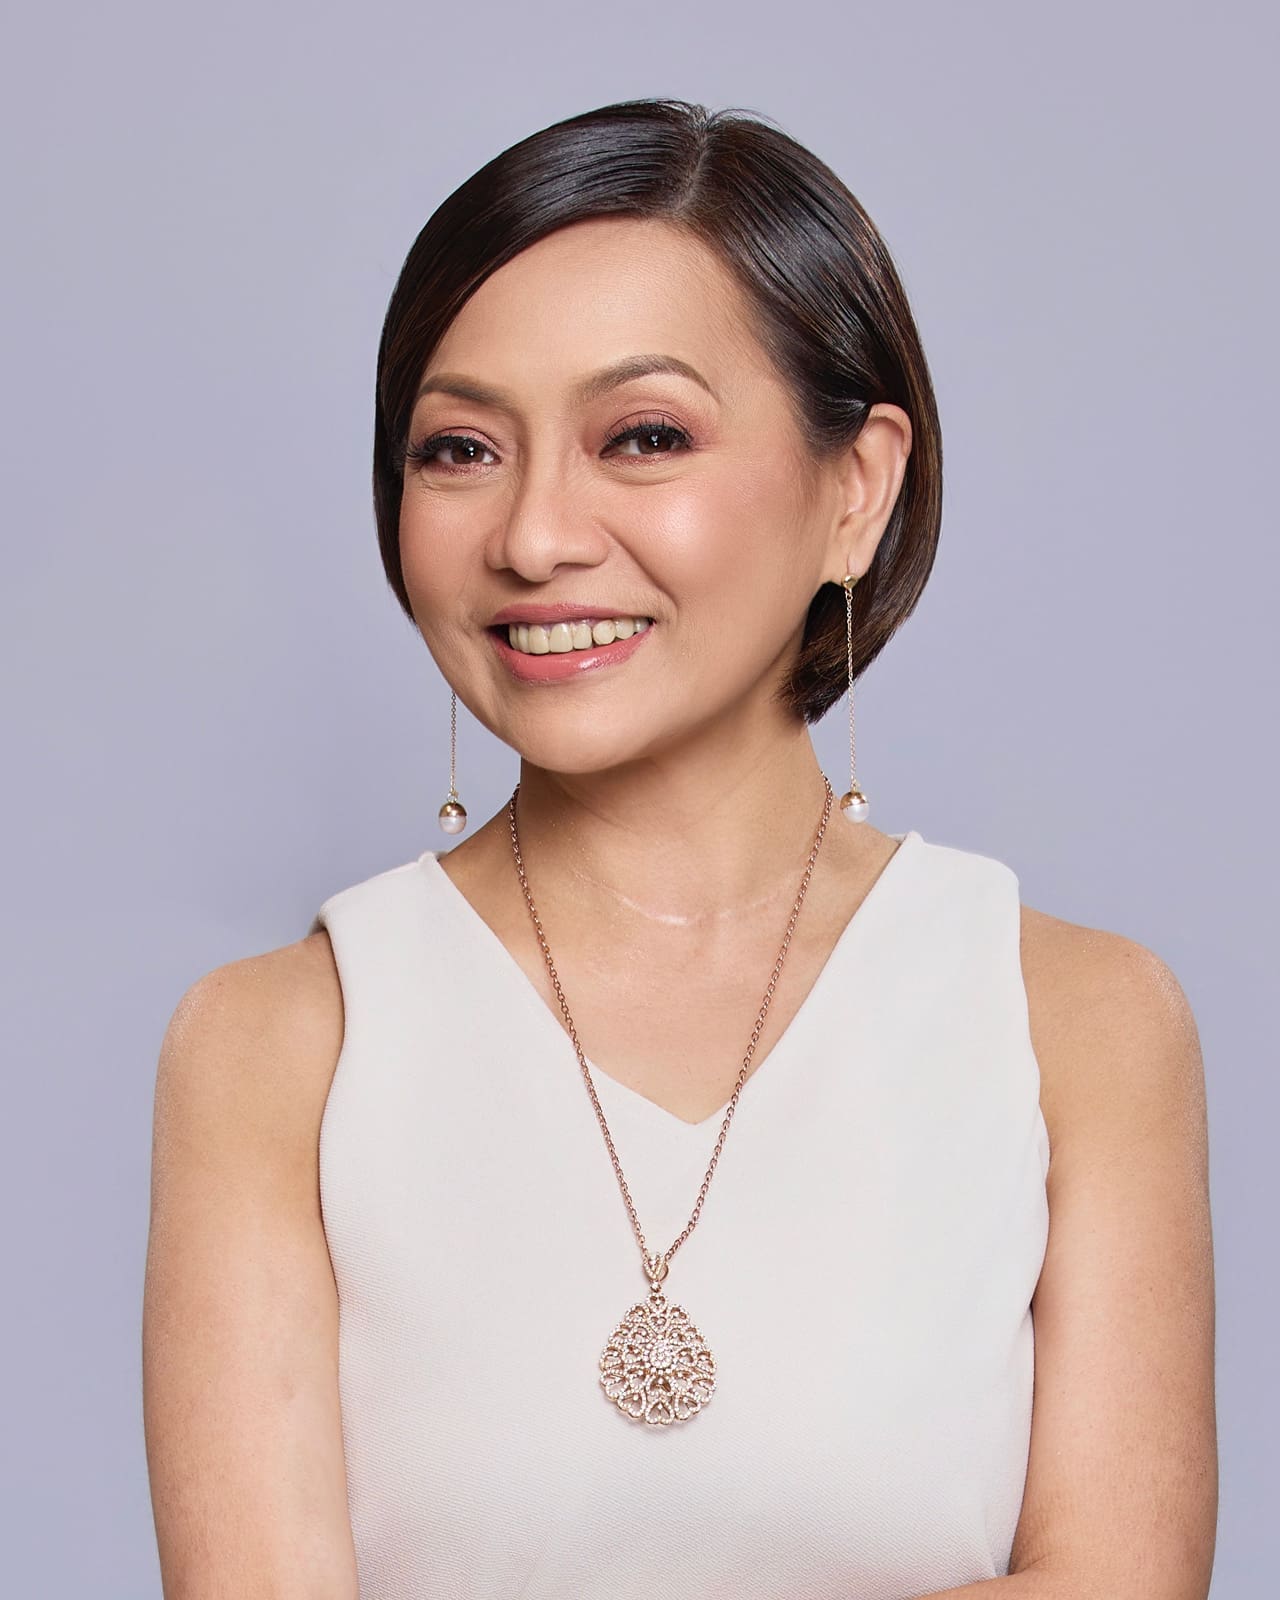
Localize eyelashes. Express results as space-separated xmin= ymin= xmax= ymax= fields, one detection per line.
xmin=401 ymin=417 xmax=693 ymax=475
xmin=402 ymin=434 xmax=495 ymax=472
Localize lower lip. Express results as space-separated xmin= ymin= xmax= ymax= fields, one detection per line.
xmin=489 ymin=623 xmax=655 ymax=683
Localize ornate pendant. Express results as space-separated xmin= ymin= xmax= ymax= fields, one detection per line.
xmin=599 ymin=1275 xmax=717 ymax=1426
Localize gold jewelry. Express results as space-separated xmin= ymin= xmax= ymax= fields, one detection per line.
xmin=507 ymin=775 xmax=836 ymax=1426
xmin=839 ymin=574 xmax=870 ymax=822
xmin=438 ymin=688 xmax=468 ymax=835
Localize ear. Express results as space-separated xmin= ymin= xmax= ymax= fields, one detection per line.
xmin=821 ymin=403 xmax=913 ymax=582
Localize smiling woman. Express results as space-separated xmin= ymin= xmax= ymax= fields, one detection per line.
xmin=142 ymin=99 xmax=1216 ymax=1600
xmin=373 ymin=109 xmax=942 ymax=738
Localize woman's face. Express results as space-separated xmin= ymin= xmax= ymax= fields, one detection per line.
xmin=400 ymin=216 xmax=868 ymax=777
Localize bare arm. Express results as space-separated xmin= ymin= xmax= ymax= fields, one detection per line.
xmin=991 ymin=912 xmax=1217 ymax=1597
xmin=142 ymin=934 xmax=359 ymax=1599
xmin=863 ymin=917 xmax=1218 ymax=1600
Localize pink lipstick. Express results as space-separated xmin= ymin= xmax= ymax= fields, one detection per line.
xmin=488 ymin=620 xmax=656 ymax=684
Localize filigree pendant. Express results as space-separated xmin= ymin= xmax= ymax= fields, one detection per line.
xmin=599 ymin=1280 xmax=717 ymax=1426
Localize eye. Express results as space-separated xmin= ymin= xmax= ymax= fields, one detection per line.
xmin=403 ymin=432 xmax=497 ymax=473
xmin=603 ymin=418 xmax=693 ymax=459
xmin=402 ymin=418 xmax=693 ymax=474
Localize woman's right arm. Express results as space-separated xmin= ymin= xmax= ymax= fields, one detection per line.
xmin=142 ymin=934 xmax=360 ymax=1599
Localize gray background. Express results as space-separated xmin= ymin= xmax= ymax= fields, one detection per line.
xmin=3 ymin=1 xmax=1274 ymax=1594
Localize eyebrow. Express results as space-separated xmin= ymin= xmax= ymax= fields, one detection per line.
xmin=413 ymin=353 xmax=719 ymax=410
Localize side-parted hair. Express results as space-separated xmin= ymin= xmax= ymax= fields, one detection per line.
xmin=373 ymin=98 xmax=942 ymax=723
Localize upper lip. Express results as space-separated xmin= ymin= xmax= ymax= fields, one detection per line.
xmin=487 ymin=602 xmax=653 ymax=627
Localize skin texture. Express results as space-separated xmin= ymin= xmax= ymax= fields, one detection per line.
xmin=144 ymin=940 xmax=359 ymax=1599
xmin=142 ymin=217 xmax=1216 ymax=1597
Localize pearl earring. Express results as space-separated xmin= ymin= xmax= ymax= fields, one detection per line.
xmin=839 ymin=574 xmax=870 ymax=822
xmin=438 ymin=687 xmax=468 ymax=835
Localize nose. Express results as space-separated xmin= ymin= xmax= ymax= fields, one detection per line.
xmin=483 ymin=453 xmax=609 ymax=584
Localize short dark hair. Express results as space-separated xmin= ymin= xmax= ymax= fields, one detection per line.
xmin=373 ymin=98 xmax=942 ymax=723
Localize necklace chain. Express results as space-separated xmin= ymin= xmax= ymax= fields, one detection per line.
xmin=506 ymin=774 xmax=836 ymax=1280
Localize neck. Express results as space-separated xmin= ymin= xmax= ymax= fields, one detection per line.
xmin=499 ymin=721 xmax=857 ymax=926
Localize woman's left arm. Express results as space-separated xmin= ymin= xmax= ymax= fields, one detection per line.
xmin=904 ymin=912 xmax=1218 ymax=1600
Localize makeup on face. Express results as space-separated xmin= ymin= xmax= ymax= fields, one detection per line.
xmin=399 ymin=219 xmax=828 ymax=731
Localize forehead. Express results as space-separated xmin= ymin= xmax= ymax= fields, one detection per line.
xmin=423 ymin=217 xmax=770 ymax=397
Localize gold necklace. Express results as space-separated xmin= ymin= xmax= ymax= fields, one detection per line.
xmin=507 ymin=775 xmax=836 ymax=1427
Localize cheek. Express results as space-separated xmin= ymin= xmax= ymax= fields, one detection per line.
xmin=398 ymin=523 xmax=430 ymax=610
xmin=397 ymin=515 xmax=482 ymax=676
xmin=642 ymin=458 xmax=813 ymax=623
xmin=398 ymin=499 xmax=466 ymax=620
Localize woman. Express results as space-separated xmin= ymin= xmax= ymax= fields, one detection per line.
xmin=142 ymin=99 xmax=1217 ymax=1598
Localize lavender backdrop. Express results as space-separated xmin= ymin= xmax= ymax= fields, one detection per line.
xmin=3 ymin=2 xmax=1274 ymax=1594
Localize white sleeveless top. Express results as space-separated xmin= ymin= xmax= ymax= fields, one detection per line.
xmin=308 ymin=830 xmax=1050 ymax=1598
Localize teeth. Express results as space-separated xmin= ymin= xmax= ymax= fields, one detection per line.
xmin=505 ymin=616 xmax=652 ymax=656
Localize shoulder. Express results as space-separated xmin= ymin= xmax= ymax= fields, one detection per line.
xmin=1016 ymin=901 xmax=1205 ymax=1170
xmin=155 ymin=931 xmax=344 ymax=1175
xmin=145 ymin=935 xmax=360 ymax=1591
xmin=1001 ymin=902 xmax=1216 ymax=1582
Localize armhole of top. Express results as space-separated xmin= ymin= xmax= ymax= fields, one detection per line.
xmin=1003 ymin=859 xmax=1052 ymax=1187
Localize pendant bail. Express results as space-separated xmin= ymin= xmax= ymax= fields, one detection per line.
xmin=645 ymin=1250 xmax=669 ymax=1286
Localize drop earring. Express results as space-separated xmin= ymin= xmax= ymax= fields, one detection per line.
xmin=438 ymin=688 xmax=468 ymax=835
xmin=839 ymin=574 xmax=870 ymax=822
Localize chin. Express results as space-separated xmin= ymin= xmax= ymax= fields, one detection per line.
xmin=509 ymin=726 xmax=658 ymax=780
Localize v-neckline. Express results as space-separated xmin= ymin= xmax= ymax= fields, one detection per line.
xmin=417 ymin=829 xmax=921 ymax=1135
